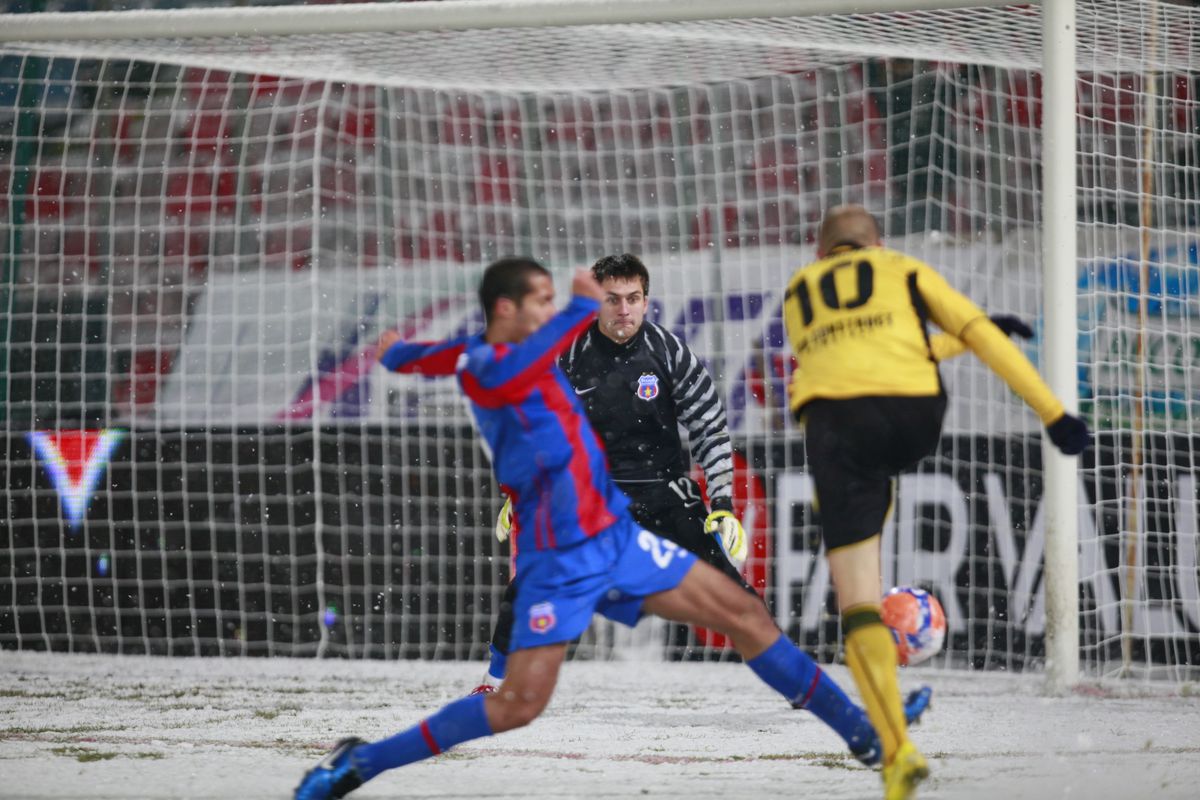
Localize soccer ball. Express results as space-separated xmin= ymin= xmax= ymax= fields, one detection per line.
xmin=881 ymin=586 xmax=946 ymax=666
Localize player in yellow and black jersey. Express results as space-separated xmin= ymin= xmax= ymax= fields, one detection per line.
xmin=783 ymin=205 xmax=1090 ymax=800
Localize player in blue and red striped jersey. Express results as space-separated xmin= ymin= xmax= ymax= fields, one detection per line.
xmin=295 ymin=257 xmax=888 ymax=800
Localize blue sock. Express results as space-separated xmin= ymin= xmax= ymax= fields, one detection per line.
xmin=352 ymin=694 xmax=494 ymax=782
xmin=747 ymin=634 xmax=872 ymax=751
xmin=487 ymin=644 xmax=508 ymax=682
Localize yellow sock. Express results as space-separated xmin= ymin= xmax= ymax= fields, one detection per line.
xmin=843 ymin=604 xmax=908 ymax=765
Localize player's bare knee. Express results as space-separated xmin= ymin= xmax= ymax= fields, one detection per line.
xmin=504 ymin=700 xmax=545 ymax=730
xmin=486 ymin=688 xmax=549 ymax=731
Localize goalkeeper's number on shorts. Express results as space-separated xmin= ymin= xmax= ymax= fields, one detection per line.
xmin=705 ymin=510 xmax=747 ymax=567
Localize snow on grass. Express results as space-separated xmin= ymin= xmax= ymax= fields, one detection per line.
xmin=2 ymin=651 xmax=1198 ymax=799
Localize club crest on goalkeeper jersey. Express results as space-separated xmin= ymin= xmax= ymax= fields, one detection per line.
xmin=782 ymin=246 xmax=986 ymax=414
xmin=378 ymin=296 xmax=630 ymax=554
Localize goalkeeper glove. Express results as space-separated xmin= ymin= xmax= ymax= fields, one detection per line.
xmin=1046 ymin=412 xmax=1090 ymax=455
xmin=989 ymin=314 xmax=1034 ymax=340
xmin=704 ymin=510 xmax=747 ymax=568
xmin=495 ymin=496 xmax=514 ymax=543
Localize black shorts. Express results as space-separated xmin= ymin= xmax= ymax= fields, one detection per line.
xmin=801 ymin=394 xmax=946 ymax=551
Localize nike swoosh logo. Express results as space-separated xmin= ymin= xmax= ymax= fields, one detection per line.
xmin=574 ymin=387 xmax=597 ymax=395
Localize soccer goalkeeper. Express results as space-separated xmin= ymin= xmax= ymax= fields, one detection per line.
xmin=782 ymin=205 xmax=1090 ymax=800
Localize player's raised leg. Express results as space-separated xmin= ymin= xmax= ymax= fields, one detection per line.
xmin=295 ymin=644 xmax=566 ymax=800
xmin=641 ymin=556 xmax=881 ymax=764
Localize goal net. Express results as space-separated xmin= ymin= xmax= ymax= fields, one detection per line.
xmin=1 ymin=0 xmax=1197 ymax=680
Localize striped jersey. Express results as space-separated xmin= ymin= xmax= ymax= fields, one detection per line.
xmin=379 ymin=296 xmax=630 ymax=553
xmin=559 ymin=319 xmax=735 ymax=511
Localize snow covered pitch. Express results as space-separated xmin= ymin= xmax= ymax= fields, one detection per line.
xmin=2 ymin=651 xmax=1198 ymax=799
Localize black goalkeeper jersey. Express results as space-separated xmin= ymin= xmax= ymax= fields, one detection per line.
xmin=558 ymin=319 xmax=734 ymax=510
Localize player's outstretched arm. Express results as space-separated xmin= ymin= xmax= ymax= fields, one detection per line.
xmin=928 ymin=314 xmax=1034 ymax=362
xmin=377 ymin=329 xmax=403 ymax=361
xmin=915 ymin=266 xmax=1089 ymax=455
xmin=979 ymin=319 xmax=1094 ymax=455
xmin=377 ymin=334 xmax=470 ymax=375
xmin=959 ymin=318 xmax=1090 ymax=454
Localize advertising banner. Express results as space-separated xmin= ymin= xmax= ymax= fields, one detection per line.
xmin=5 ymin=426 xmax=1197 ymax=672
xmin=2 ymin=425 xmax=502 ymax=658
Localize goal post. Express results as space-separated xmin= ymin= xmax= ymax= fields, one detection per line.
xmin=2 ymin=0 xmax=1197 ymax=685
xmin=1040 ymin=0 xmax=1080 ymax=693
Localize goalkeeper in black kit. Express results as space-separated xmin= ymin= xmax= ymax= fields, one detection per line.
xmin=474 ymin=253 xmax=752 ymax=690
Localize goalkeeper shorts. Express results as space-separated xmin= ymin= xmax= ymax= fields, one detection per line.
xmin=507 ymin=516 xmax=696 ymax=652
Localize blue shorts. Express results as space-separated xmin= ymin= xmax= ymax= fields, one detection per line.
xmin=508 ymin=516 xmax=697 ymax=651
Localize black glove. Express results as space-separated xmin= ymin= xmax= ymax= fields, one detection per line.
xmin=1046 ymin=413 xmax=1090 ymax=455
xmin=990 ymin=314 xmax=1034 ymax=340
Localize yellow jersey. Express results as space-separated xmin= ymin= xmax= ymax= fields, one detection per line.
xmin=783 ymin=247 xmax=978 ymax=411
xmin=783 ymin=246 xmax=1065 ymax=423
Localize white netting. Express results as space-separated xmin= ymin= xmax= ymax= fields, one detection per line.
xmin=1 ymin=0 xmax=1198 ymax=679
